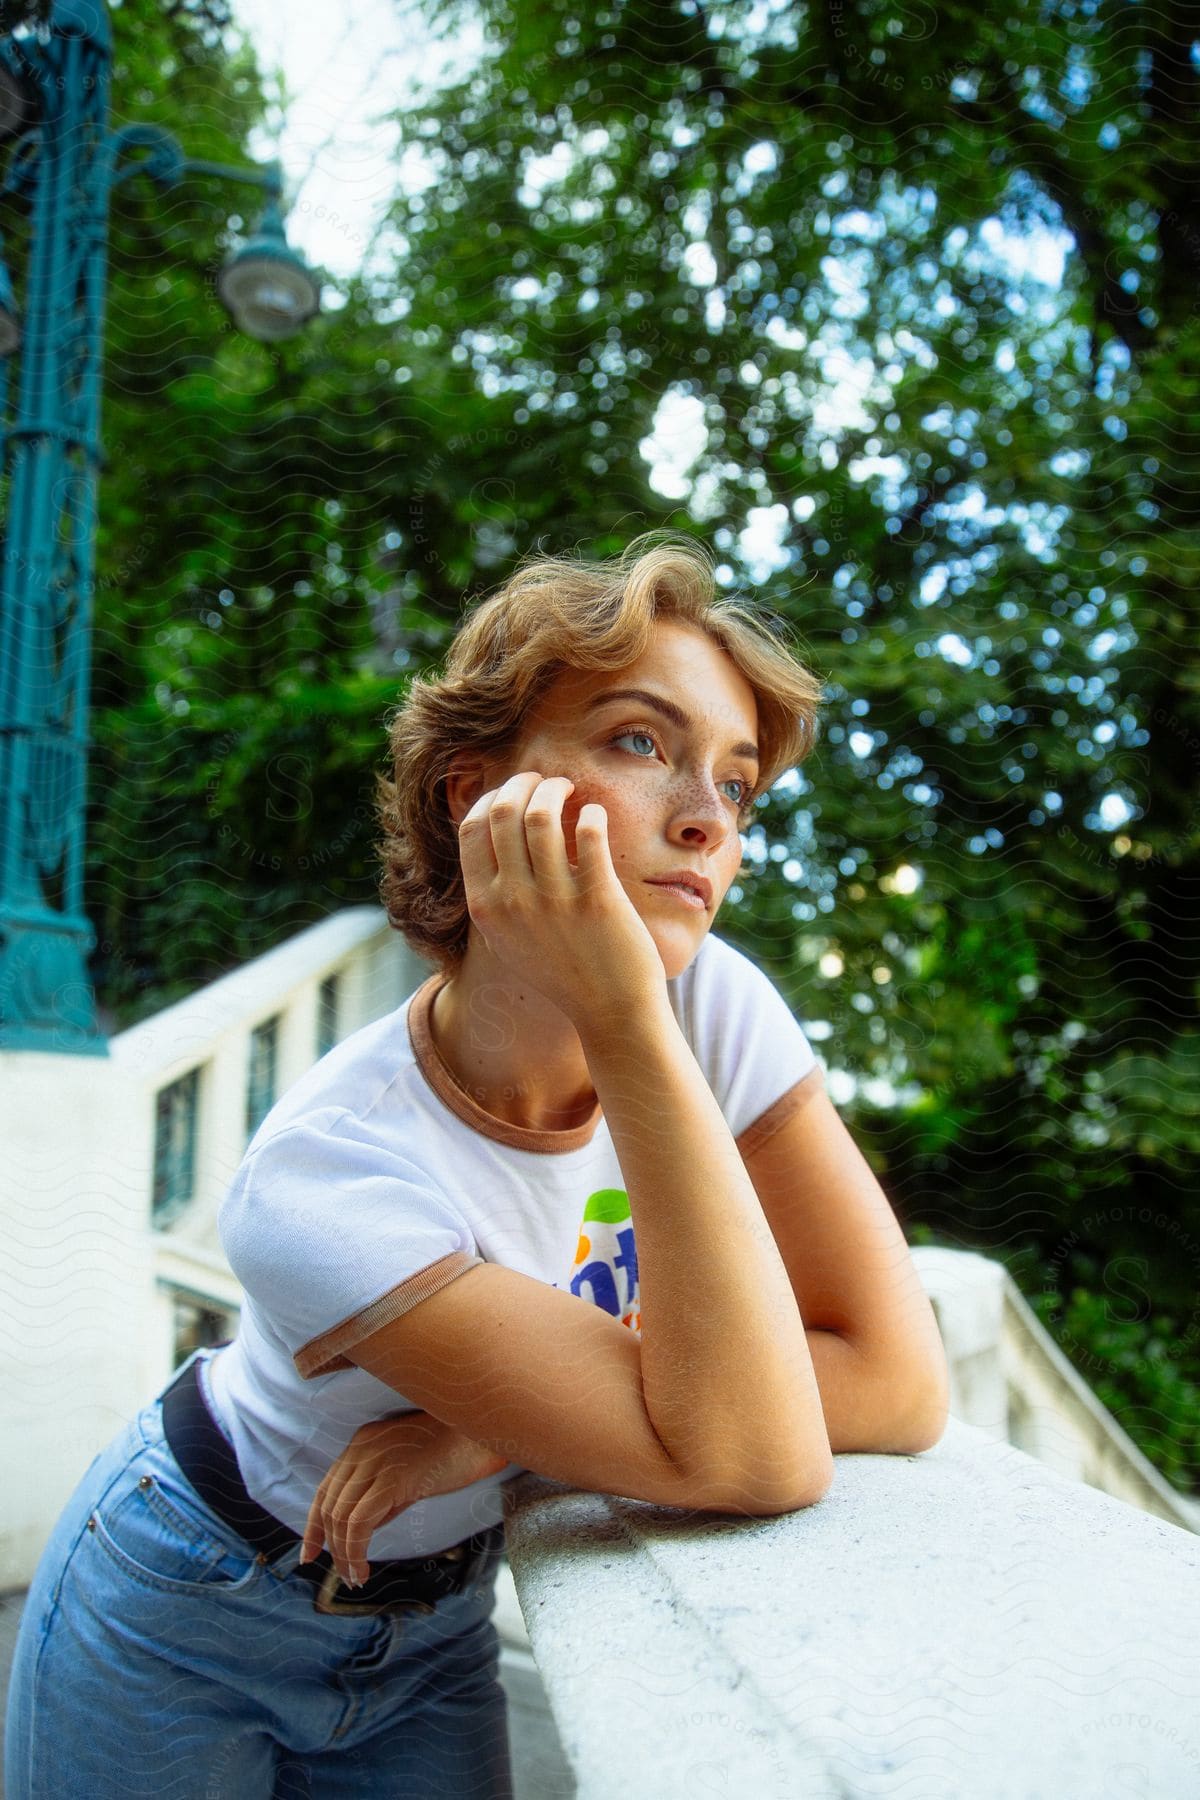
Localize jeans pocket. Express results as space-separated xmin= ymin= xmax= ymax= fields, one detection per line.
xmin=90 ymin=1464 xmax=265 ymax=1597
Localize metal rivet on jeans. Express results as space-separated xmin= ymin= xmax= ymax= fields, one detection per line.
xmin=86 ymin=1516 xmax=96 ymax=1530
xmin=138 ymin=1475 xmax=153 ymax=1489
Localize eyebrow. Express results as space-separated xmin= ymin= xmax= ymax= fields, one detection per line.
xmin=585 ymin=687 xmax=760 ymax=765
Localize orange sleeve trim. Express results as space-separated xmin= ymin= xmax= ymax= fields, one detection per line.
xmin=734 ymin=1064 xmax=826 ymax=1162
xmin=294 ymin=1249 xmax=486 ymax=1380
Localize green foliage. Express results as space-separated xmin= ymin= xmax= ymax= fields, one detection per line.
xmin=88 ymin=676 xmax=398 ymax=1022
xmin=76 ymin=0 xmax=419 ymax=1022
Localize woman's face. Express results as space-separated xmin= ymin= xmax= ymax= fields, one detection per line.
xmin=489 ymin=620 xmax=761 ymax=981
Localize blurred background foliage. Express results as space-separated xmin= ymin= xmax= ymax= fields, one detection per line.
xmin=32 ymin=0 xmax=1200 ymax=1489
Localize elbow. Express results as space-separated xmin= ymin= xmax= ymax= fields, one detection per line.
xmin=892 ymin=1365 xmax=952 ymax=1456
xmin=902 ymin=1397 xmax=950 ymax=1455
xmin=698 ymin=1455 xmax=834 ymax=1518
xmin=748 ymin=1465 xmax=833 ymax=1516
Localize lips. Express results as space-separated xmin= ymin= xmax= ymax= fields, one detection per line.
xmin=646 ymin=870 xmax=712 ymax=908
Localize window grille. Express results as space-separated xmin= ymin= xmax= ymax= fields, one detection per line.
xmin=246 ymin=1015 xmax=280 ymax=1139
xmin=152 ymin=1067 xmax=199 ymax=1228
xmin=316 ymin=972 xmax=340 ymax=1058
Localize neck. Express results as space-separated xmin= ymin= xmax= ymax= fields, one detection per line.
xmin=429 ymin=939 xmax=599 ymax=1134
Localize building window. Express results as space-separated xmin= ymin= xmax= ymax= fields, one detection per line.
xmin=153 ymin=1067 xmax=200 ymax=1229
xmin=316 ymin=973 xmax=340 ymax=1059
xmin=246 ymin=1015 xmax=280 ymax=1139
xmin=171 ymin=1290 xmax=237 ymax=1370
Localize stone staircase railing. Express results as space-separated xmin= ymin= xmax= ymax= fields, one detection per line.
xmin=501 ymin=1416 xmax=1200 ymax=1799
xmin=494 ymin=1245 xmax=1200 ymax=1798
xmin=913 ymin=1245 xmax=1200 ymax=1533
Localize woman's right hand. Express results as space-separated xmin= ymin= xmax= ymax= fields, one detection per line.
xmin=458 ymin=771 xmax=668 ymax=1031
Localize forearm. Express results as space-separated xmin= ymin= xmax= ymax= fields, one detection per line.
xmin=579 ymin=996 xmax=833 ymax=1508
xmin=417 ymin=1418 xmax=514 ymax=1486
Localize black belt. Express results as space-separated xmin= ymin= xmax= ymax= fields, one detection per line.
xmin=159 ymin=1353 xmax=500 ymax=1617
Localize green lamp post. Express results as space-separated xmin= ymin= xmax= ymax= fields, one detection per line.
xmin=0 ymin=0 xmax=321 ymax=1053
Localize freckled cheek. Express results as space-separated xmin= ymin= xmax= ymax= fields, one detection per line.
xmin=559 ymin=774 xmax=630 ymax=867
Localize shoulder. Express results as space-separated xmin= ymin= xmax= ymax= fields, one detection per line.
xmin=668 ymin=928 xmax=819 ymax=1139
xmin=219 ymin=1101 xmax=470 ymax=1289
xmin=669 ymin=928 xmax=789 ymax=1018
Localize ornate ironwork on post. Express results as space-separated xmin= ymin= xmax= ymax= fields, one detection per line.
xmin=0 ymin=0 xmax=319 ymax=1053
xmin=0 ymin=1 xmax=114 ymax=1051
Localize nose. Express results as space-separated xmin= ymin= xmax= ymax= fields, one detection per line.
xmin=674 ymin=775 xmax=734 ymax=847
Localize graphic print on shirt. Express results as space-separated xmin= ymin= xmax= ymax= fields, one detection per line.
xmin=565 ymin=1187 xmax=641 ymax=1335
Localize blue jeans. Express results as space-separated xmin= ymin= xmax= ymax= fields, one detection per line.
xmin=4 ymin=1351 xmax=513 ymax=1798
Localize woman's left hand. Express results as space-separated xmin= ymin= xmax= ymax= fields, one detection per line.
xmin=300 ymin=1411 xmax=511 ymax=1588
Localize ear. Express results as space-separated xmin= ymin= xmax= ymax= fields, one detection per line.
xmin=443 ymin=753 xmax=492 ymax=829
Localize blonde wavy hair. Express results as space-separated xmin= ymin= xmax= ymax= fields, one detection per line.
xmin=376 ymin=531 xmax=825 ymax=974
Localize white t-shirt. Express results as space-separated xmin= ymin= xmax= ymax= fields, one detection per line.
xmin=207 ymin=929 xmax=824 ymax=1557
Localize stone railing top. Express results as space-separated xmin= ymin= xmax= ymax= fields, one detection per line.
xmin=109 ymin=906 xmax=390 ymax=1080
xmin=910 ymin=1246 xmax=1200 ymax=1534
xmin=502 ymin=1414 xmax=1200 ymax=1799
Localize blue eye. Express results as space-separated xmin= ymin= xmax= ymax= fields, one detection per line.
xmin=612 ymin=730 xmax=657 ymax=758
xmin=608 ymin=730 xmax=752 ymax=808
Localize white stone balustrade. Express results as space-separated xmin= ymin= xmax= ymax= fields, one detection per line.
xmin=495 ymin=1245 xmax=1200 ymax=1795
xmin=916 ymin=1245 xmax=1199 ymax=1532
xmin=501 ymin=1409 xmax=1200 ymax=1799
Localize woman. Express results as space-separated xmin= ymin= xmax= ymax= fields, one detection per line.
xmin=6 ymin=532 xmax=845 ymax=1798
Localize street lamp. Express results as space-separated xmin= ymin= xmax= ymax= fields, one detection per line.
xmin=0 ymin=0 xmax=321 ymax=1053
xmin=218 ymin=194 xmax=321 ymax=341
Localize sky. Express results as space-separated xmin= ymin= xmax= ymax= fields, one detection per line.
xmin=229 ymin=0 xmax=483 ymax=287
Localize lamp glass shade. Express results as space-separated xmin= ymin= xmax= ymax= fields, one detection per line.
xmin=217 ymin=251 xmax=320 ymax=343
